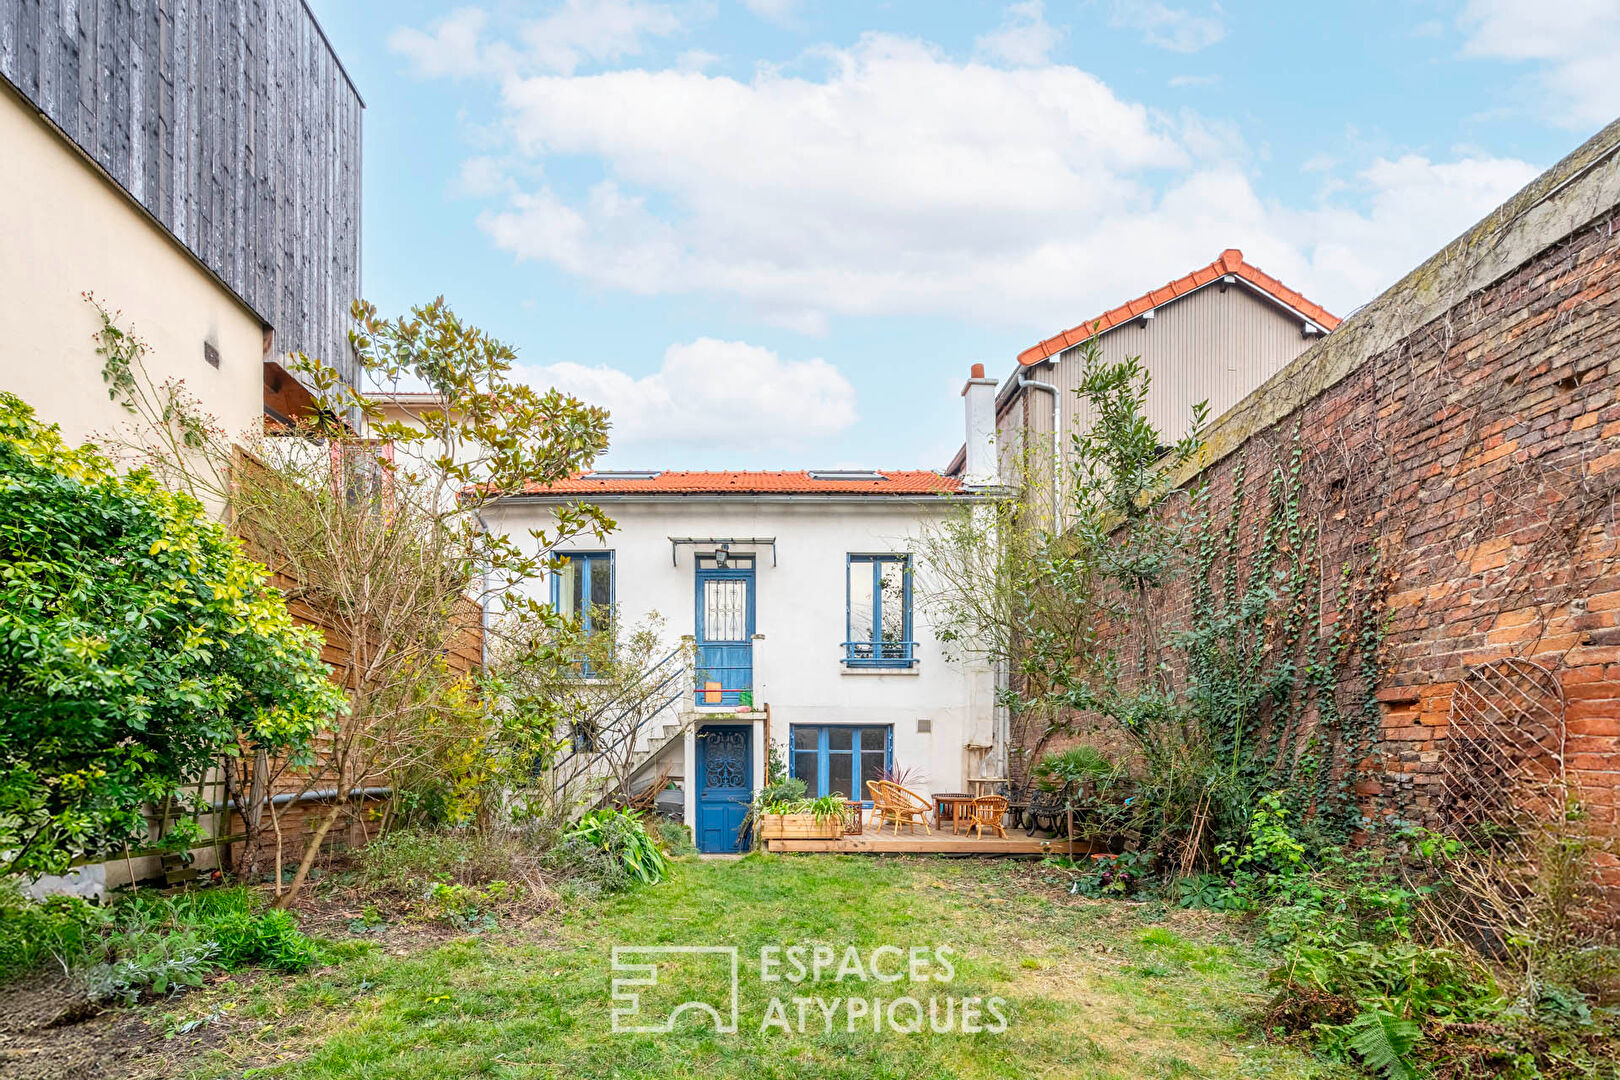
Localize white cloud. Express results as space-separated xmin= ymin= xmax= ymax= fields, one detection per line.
xmin=740 ymin=0 xmax=798 ymax=26
xmin=389 ymin=1 xmax=689 ymax=79
xmin=974 ymin=1 xmax=1063 ymax=67
xmin=1109 ymin=1 xmax=1226 ymax=54
xmin=1168 ymin=73 xmax=1218 ymax=88
xmin=458 ymin=30 xmax=1538 ymax=326
xmin=1460 ymin=0 xmax=1620 ymax=128
xmin=1287 ymin=153 xmax=1541 ymax=308
xmin=450 ymin=156 xmax=516 ymax=198
xmin=387 ymin=11 xmax=1546 ymax=333
xmin=522 ymin=338 xmax=857 ymax=451
xmin=676 ymin=48 xmax=722 ymax=71
xmin=388 ymin=7 xmax=491 ymax=79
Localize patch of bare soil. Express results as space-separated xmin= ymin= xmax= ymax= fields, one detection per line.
xmin=0 ymin=972 xmax=183 ymax=1080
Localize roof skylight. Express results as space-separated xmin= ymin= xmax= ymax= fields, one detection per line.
xmin=807 ymin=470 xmax=885 ymax=482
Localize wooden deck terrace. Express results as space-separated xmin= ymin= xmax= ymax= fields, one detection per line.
xmin=763 ymin=826 xmax=1103 ymax=857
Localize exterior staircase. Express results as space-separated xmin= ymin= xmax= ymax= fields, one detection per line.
xmin=547 ymin=648 xmax=689 ymax=818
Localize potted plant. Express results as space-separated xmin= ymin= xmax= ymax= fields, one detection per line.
xmin=736 ymin=690 xmax=754 ymax=714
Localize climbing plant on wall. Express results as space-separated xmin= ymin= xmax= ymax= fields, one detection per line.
xmin=1175 ymin=428 xmax=1387 ymax=860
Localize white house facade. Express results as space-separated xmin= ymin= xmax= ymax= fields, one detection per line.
xmin=484 ymin=468 xmax=1000 ymax=853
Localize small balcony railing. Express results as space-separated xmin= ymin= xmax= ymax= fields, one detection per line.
xmin=841 ymin=640 xmax=918 ymax=668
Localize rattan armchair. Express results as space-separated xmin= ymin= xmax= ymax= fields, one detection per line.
xmin=872 ymin=780 xmax=933 ymax=835
xmin=969 ymin=795 xmax=1009 ymax=840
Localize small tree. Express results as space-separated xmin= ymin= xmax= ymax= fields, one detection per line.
xmin=95 ymin=297 xmax=613 ymax=903
xmin=911 ymin=446 xmax=1101 ymax=791
xmin=0 ymin=393 xmax=341 ymax=876
xmin=912 ymin=335 xmax=1205 ymax=800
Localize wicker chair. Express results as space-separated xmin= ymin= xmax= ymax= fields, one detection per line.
xmin=969 ymin=795 xmax=1009 ymax=839
xmin=872 ymin=780 xmax=933 ymax=835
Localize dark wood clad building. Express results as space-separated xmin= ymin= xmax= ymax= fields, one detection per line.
xmin=0 ymin=0 xmax=363 ymax=383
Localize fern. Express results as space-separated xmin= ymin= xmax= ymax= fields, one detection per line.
xmin=1346 ymin=1006 xmax=1422 ymax=1080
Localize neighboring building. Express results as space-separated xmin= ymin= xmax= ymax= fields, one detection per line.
xmin=485 ymin=464 xmax=999 ymax=853
xmin=0 ymin=0 xmax=363 ymax=448
xmin=0 ymin=0 xmax=363 ymax=895
xmin=947 ymin=249 xmax=1339 ymax=516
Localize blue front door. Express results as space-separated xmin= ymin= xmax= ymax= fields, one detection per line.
xmin=695 ymin=555 xmax=754 ymax=707
xmin=696 ymin=725 xmax=752 ymax=853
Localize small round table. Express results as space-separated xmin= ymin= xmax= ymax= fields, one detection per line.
xmin=932 ymin=793 xmax=976 ymax=834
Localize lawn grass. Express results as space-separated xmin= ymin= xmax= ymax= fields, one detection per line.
xmin=178 ymin=855 xmax=1343 ymax=1079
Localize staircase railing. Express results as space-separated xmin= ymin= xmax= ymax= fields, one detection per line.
xmin=547 ymin=648 xmax=687 ymax=806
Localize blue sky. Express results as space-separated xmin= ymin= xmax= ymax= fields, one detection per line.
xmin=304 ymin=0 xmax=1619 ymax=471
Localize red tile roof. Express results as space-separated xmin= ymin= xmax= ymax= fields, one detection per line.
xmin=1016 ymin=249 xmax=1340 ymax=367
xmin=515 ymin=470 xmax=962 ymax=496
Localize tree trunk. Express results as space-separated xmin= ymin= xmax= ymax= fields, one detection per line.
xmin=233 ymin=750 xmax=271 ymax=880
xmin=273 ymin=798 xmax=345 ymax=908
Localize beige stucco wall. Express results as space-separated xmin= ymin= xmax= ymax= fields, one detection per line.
xmin=0 ymin=86 xmax=265 ymax=452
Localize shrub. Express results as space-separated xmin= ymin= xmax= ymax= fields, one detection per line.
xmin=86 ymin=938 xmax=217 ymax=1005
xmin=546 ymin=832 xmax=633 ymax=894
xmin=345 ymin=827 xmax=545 ymax=899
xmin=1260 ymin=836 xmax=1620 ymax=1079
xmin=655 ymin=818 xmax=697 ymax=857
xmin=0 ymin=885 xmax=107 ymax=980
xmin=563 ymin=809 xmax=668 ymax=887
xmin=0 ymin=392 xmax=342 ymax=876
xmin=1 ymin=884 xmax=317 ymax=1003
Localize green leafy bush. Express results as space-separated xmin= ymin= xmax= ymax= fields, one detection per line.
xmin=655 ymin=818 xmax=697 ymax=857
xmin=1032 ymin=746 xmax=1115 ymax=792
xmin=1 ymin=885 xmax=317 ymax=1003
xmin=0 ymin=885 xmax=108 ymax=980
xmin=755 ymin=777 xmax=807 ymax=809
xmin=0 ymin=393 xmax=343 ymax=875
xmin=86 ymin=938 xmax=216 ymax=1005
xmin=422 ymin=881 xmax=504 ymax=933
xmin=1260 ymin=836 xmax=1620 ymax=1079
xmin=562 ymin=809 xmax=668 ymax=887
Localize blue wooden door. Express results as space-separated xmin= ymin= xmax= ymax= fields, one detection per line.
xmin=696 ymin=725 xmax=752 ymax=853
xmin=695 ymin=557 xmax=754 ymax=707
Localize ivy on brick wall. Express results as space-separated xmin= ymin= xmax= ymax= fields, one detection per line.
xmin=1179 ymin=426 xmax=1388 ymax=852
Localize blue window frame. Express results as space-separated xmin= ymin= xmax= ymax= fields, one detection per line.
xmin=550 ymin=551 xmax=614 ymax=635
xmin=844 ymin=554 xmax=915 ymax=666
xmin=789 ymin=725 xmax=892 ymax=803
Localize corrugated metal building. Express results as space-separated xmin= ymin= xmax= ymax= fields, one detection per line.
xmin=947 ymin=249 xmax=1340 ymax=518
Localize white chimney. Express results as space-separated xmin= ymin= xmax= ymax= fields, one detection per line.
xmin=961 ymin=363 xmax=1000 ymax=487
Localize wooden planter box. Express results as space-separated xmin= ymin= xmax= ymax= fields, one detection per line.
xmin=759 ymin=813 xmax=843 ymax=841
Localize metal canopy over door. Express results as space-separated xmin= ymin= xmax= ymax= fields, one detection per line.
xmin=694 ymin=554 xmax=754 ymax=707
xmin=695 ymin=725 xmax=753 ymax=853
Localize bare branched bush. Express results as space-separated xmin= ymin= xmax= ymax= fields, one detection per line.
xmin=92 ymin=296 xmax=613 ymax=903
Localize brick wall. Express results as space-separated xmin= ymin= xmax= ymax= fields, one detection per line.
xmin=1081 ymin=124 xmax=1620 ymax=887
